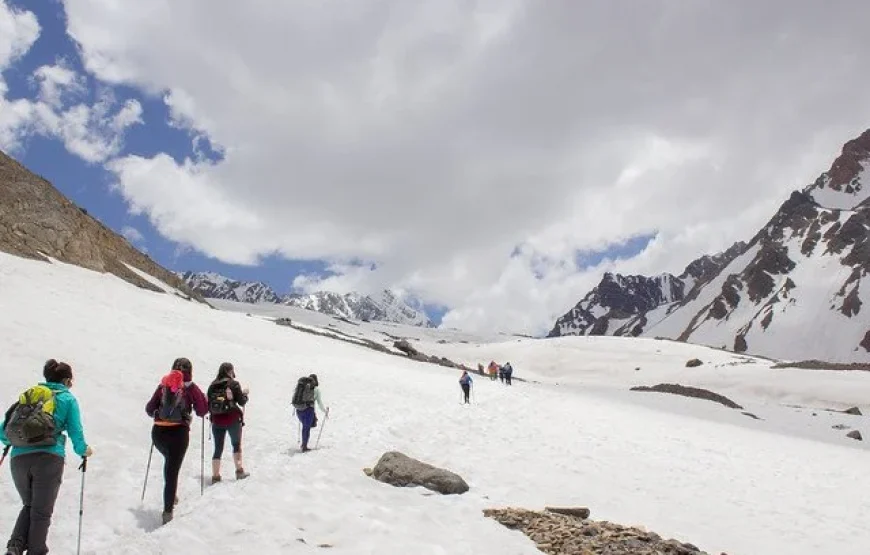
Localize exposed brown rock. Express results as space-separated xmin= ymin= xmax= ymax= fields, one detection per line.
xmin=0 ymin=150 xmax=206 ymax=303
xmin=760 ymin=309 xmax=773 ymax=330
xmin=846 ymin=430 xmax=863 ymax=441
xmin=844 ymin=406 xmax=863 ymax=416
xmin=840 ymin=285 xmax=862 ymax=317
xmin=861 ymin=330 xmax=870 ymax=353
xmin=685 ymin=358 xmax=703 ymax=368
xmin=820 ymin=128 xmax=870 ymax=191
xmin=484 ymin=507 xmax=714 ymax=555
xmin=630 ymin=383 xmax=743 ymax=409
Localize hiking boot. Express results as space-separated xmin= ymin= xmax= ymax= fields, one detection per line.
xmin=211 ymin=475 xmax=222 ymax=485
xmin=162 ymin=511 xmax=173 ymax=525
xmin=5 ymin=541 xmax=23 ymax=555
xmin=235 ymin=468 xmax=249 ymax=480
xmin=174 ymin=496 xmax=179 ymax=506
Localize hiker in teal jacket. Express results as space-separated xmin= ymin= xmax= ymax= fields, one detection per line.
xmin=0 ymin=359 xmax=93 ymax=555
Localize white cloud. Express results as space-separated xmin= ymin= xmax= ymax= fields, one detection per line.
xmin=31 ymin=60 xmax=85 ymax=107
xmin=0 ymin=0 xmax=38 ymax=70
xmin=57 ymin=0 xmax=870 ymax=334
xmin=121 ymin=225 xmax=144 ymax=244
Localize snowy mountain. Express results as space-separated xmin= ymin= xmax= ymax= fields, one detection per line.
xmin=180 ymin=271 xmax=432 ymax=327
xmin=180 ymin=271 xmax=281 ymax=304
xmin=550 ymin=128 xmax=870 ymax=362
xmin=283 ymin=289 xmax=433 ymax=328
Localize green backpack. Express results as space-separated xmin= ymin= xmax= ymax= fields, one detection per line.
xmin=4 ymin=385 xmax=59 ymax=447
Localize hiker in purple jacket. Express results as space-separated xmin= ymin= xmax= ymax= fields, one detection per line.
xmin=144 ymin=357 xmax=208 ymax=525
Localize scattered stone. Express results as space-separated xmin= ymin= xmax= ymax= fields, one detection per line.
xmin=832 ymin=424 xmax=850 ymax=430
xmin=369 ymin=451 xmax=469 ymax=495
xmin=317 ymin=544 xmax=333 ymax=548
xmin=742 ymin=412 xmax=761 ymax=420
xmin=275 ymin=317 xmax=293 ymax=327
xmin=846 ymin=430 xmax=863 ymax=441
xmin=484 ymin=507 xmax=713 ymax=555
xmin=844 ymin=406 xmax=863 ymax=416
xmin=686 ymin=358 xmax=703 ymax=367
xmin=544 ymin=506 xmax=590 ymax=519
xmin=630 ymin=383 xmax=743 ymax=409
xmin=363 ymin=467 xmax=373 ymax=476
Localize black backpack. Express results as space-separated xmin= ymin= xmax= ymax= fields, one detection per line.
xmin=4 ymin=385 xmax=59 ymax=447
xmin=156 ymin=385 xmax=188 ymax=424
xmin=291 ymin=377 xmax=316 ymax=410
xmin=207 ymin=381 xmax=235 ymax=416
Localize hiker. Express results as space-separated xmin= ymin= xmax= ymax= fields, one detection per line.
xmin=503 ymin=362 xmax=514 ymax=385
xmin=459 ymin=370 xmax=473 ymax=404
xmin=292 ymin=373 xmax=328 ymax=452
xmin=0 ymin=359 xmax=93 ymax=555
xmin=487 ymin=361 xmax=498 ymax=381
xmin=207 ymin=362 xmax=250 ymax=484
xmin=498 ymin=364 xmax=505 ymax=384
xmin=145 ymin=357 xmax=208 ymax=525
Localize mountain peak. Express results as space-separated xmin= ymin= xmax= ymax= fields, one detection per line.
xmin=804 ymin=128 xmax=870 ymax=210
xmin=549 ymin=129 xmax=870 ymax=362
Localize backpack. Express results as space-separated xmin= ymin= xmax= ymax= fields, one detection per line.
xmin=291 ymin=377 xmax=316 ymax=410
xmin=207 ymin=381 xmax=235 ymax=416
xmin=156 ymin=385 xmax=188 ymax=424
xmin=4 ymin=385 xmax=59 ymax=447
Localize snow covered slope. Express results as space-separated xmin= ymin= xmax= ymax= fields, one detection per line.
xmin=550 ymin=129 xmax=870 ymax=362
xmin=1 ymin=251 xmax=869 ymax=554
xmin=180 ymin=271 xmax=432 ymax=327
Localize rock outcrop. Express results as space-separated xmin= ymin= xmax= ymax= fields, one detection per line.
xmin=0 ymin=150 xmax=205 ymax=302
xmin=630 ymin=383 xmax=743 ymax=410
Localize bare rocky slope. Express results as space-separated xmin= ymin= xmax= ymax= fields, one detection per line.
xmin=0 ymin=150 xmax=206 ymax=303
xmin=550 ymin=129 xmax=870 ymax=362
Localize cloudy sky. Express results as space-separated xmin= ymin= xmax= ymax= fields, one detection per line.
xmin=2 ymin=0 xmax=869 ymax=334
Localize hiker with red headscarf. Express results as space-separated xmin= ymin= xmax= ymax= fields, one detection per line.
xmin=144 ymin=357 xmax=208 ymax=525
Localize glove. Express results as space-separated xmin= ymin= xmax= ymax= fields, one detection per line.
xmin=84 ymin=446 xmax=94 ymax=457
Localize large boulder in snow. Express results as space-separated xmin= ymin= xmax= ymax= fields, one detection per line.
xmin=393 ymin=339 xmax=419 ymax=356
xmin=846 ymin=430 xmax=863 ymax=441
xmin=685 ymin=358 xmax=703 ymax=367
xmin=844 ymin=406 xmax=862 ymax=416
xmin=370 ymin=451 xmax=469 ymax=495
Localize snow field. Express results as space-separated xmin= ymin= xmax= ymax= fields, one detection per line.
xmin=1 ymin=253 xmax=869 ymax=554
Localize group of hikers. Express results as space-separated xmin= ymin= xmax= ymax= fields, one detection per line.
xmin=0 ymin=357 xmax=329 ymax=554
xmin=479 ymin=360 xmax=514 ymax=385
xmin=460 ymin=360 xmax=516 ymax=403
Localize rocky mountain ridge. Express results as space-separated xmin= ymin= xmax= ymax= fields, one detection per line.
xmin=549 ymin=128 xmax=870 ymax=362
xmin=181 ymin=271 xmax=433 ymax=327
xmin=0 ymin=150 xmax=205 ymax=303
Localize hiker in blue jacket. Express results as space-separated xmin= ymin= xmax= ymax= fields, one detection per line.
xmin=0 ymin=359 xmax=93 ymax=555
xmin=459 ymin=370 xmax=473 ymax=403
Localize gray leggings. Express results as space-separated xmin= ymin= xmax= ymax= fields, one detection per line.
xmin=212 ymin=421 xmax=242 ymax=459
xmin=8 ymin=452 xmax=64 ymax=555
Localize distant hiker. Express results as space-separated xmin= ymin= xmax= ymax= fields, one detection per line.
xmin=292 ymin=373 xmax=328 ymax=452
xmin=459 ymin=370 xmax=473 ymax=404
xmin=487 ymin=361 xmax=498 ymax=381
xmin=145 ymin=357 xmax=208 ymax=525
xmin=503 ymin=362 xmax=514 ymax=386
xmin=207 ymin=362 xmax=249 ymax=483
xmin=498 ymin=364 xmax=505 ymax=383
xmin=477 ymin=363 xmax=484 ymax=376
xmin=0 ymin=359 xmax=93 ymax=555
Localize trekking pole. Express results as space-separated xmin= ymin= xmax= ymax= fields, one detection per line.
xmin=314 ymin=409 xmax=330 ymax=449
xmin=77 ymin=457 xmax=87 ymax=555
xmin=200 ymin=417 xmax=205 ymax=496
xmin=141 ymin=444 xmax=154 ymax=502
xmin=0 ymin=445 xmax=9 ymax=468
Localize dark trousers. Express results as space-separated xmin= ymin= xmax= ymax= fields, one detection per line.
xmin=505 ymin=373 xmax=512 ymax=385
xmin=212 ymin=421 xmax=242 ymax=459
xmin=7 ymin=452 xmax=65 ymax=555
xmin=461 ymin=383 xmax=471 ymax=403
xmin=296 ymin=407 xmax=315 ymax=448
xmin=151 ymin=425 xmax=189 ymax=513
